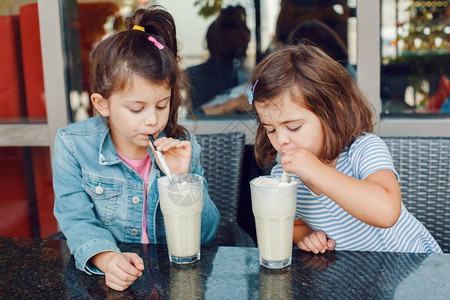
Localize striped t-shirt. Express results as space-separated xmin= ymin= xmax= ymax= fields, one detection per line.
xmin=272 ymin=133 xmax=442 ymax=253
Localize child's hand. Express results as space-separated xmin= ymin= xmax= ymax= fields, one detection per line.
xmin=150 ymin=137 xmax=192 ymax=174
xmin=297 ymin=231 xmax=335 ymax=254
xmin=93 ymin=251 xmax=144 ymax=291
xmin=281 ymin=148 xmax=324 ymax=183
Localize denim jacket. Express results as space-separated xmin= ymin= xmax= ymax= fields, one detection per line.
xmin=52 ymin=116 xmax=220 ymax=275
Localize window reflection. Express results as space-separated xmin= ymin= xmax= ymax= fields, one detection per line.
xmin=381 ymin=0 xmax=450 ymax=116
xmin=266 ymin=0 xmax=352 ymax=54
xmin=62 ymin=0 xmax=125 ymax=122
xmin=59 ymin=1 xmax=357 ymax=121
xmin=185 ymin=5 xmax=252 ymax=116
xmin=182 ymin=0 xmax=356 ymax=119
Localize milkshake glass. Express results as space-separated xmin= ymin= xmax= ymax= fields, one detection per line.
xmin=250 ymin=175 xmax=297 ymax=269
xmin=158 ymin=173 xmax=203 ymax=264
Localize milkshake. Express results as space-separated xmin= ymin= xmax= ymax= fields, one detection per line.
xmin=158 ymin=173 xmax=203 ymax=264
xmin=250 ymin=175 xmax=297 ymax=269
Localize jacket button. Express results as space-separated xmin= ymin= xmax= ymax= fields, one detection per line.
xmin=95 ymin=186 xmax=103 ymax=195
xmin=132 ymin=196 xmax=141 ymax=204
xmin=131 ymin=229 xmax=139 ymax=236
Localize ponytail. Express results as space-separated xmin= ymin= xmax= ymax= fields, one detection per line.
xmin=125 ymin=7 xmax=178 ymax=58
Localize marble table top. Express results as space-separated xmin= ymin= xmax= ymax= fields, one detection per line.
xmin=1 ymin=236 xmax=449 ymax=299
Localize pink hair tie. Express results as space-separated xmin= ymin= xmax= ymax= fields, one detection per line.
xmin=148 ymin=36 xmax=164 ymax=50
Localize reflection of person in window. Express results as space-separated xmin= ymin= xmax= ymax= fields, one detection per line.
xmin=185 ymin=5 xmax=252 ymax=115
xmin=287 ymin=20 xmax=356 ymax=79
xmin=264 ymin=0 xmax=350 ymax=55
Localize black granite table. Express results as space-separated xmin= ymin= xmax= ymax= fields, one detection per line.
xmin=1 ymin=236 xmax=449 ymax=299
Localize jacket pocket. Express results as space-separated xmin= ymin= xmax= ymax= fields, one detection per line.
xmin=82 ymin=174 xmax=122 ymax=227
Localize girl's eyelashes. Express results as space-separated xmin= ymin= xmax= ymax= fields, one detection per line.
xmin=156 ymin=99 xmax=170 ymax=110
xmin=265 ymin=125 xmax=301 ymax=134
xmin=130 ymin=107 xmax=143 ymax=113
xmin=128 ymin=104 xmax=168 ymax=112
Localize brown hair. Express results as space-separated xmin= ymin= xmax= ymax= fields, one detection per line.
xmin=251 ymin=44 xmax=374 ymax=167
xmin=90 ymin=6 xmax=190 ymax=139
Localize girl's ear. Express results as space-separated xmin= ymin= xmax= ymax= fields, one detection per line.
xmin=91 ymin=93 xmax=109 ymax=117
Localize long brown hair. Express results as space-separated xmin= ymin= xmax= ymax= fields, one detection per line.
xmin=251 ymin=44 xmax=374 ymax=167
xmin=90 ymin=6 xmax=190 ymax=139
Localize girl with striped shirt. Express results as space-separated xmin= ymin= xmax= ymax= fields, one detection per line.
xmin=248 ymin=44 xmax=441 ymax=254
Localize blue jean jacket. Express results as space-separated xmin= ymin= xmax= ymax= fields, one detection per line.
xmin=52 ymin=116 xmax=220 ymax=275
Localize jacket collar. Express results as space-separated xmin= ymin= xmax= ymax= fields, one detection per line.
xmin=97 ymin=122 xmax=122 ymax=165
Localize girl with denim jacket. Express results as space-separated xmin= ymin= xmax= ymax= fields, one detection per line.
xmin=52 ymin=6 xmax=220 ymax=291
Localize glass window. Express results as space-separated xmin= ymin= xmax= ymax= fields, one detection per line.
xmin=60 ymin=0 xmax=124 ymax=123
xmin=381 ymin=0 xmax=450 ymax=116
xmin=60 ymin=0 xmax=357 ymax=121
xmin=182 ymin=0 xmax=357 ymax=118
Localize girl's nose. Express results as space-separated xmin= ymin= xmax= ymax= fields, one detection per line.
xmin=276 ymin=131 xmax=290 ymax=149
xmin=144 ymin=110 xmax=158 ymax=127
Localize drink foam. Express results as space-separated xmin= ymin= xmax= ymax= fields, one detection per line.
xmin=251 ymin=176 xmax=297 ymax=188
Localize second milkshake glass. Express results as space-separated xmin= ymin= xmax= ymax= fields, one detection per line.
xmin=250 ymin=175 xmax=298 ymax=269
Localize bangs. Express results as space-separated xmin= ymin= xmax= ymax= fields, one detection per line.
xmin=112 ymin=67 xmax=171 ymax=97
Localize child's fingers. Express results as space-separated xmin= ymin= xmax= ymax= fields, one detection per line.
xmin=105 ymin=255 xmax=141 ymax=292
xmin=116 ymin=254 xmax=142 ymax=277
xmin=301 ymin=236 xmax=320 ymax=253
xmin=127 ymin=253 xmax=145 ymax=271
xmin=153 ymin=137 xmax=170 ymax=151
xmin=105 ymin=267 xmax=140 ymax=291
xmin=315 ymin=231 xmax=329 ymax=248
xmin=157 ymin=138 xmax=179 ymax=152
xmin=297 ymin=240 xmax=310 ymax=252
xmin=152 ymin=137 xmax=170 ymax=152
xmin=308 ymin=234 xmax=326 ymax=254
xmin=327 ymin=239 xmax=336 ymax=250
xmin=175 ymin=140 xmax=191 ymax=149
xmin=280 ymin=155 xmax=292 ymax=168
xmin=152 ymin=136 xmax=167 ymax=147
xmin=154 ymin=138 xmax=191 ymax=153
xmin=105 ymin=278 xmax=129 ymax=291
xmin=105 ymin=272 xmax=135 ymax=291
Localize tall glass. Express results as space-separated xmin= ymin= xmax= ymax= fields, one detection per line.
xmin=250 ymin=175 xmax=297 ymax=269
xmin=158 ymin=173 xmax=203 ymax=264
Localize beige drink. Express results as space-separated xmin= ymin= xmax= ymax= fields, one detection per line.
xmin=250 ymin=175 xmax=297 ymax=269
xmin=158 ymin=173 xmax=203 ymax=264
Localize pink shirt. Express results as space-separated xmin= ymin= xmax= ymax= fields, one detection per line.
xmin=117 ymin=153 xmax=152 ymax=244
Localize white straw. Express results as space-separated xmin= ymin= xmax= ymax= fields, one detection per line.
xmin=281 ymin=171 xmax=288 ymax=182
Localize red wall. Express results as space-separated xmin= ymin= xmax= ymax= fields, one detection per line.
xmin=0 ymin=5 xmax=57 ymax=238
